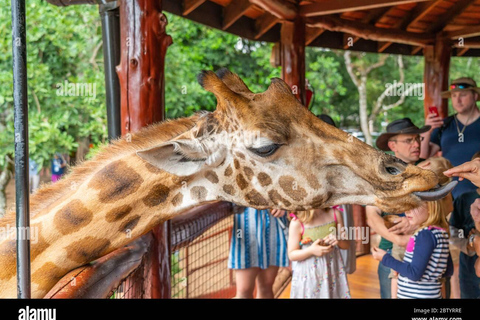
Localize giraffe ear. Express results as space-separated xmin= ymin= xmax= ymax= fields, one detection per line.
xmin=136 ymin=139 xmax=226 ymax=177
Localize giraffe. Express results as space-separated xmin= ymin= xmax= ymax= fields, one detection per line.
xmin=0 ymin=69 xmax=452 ymax=298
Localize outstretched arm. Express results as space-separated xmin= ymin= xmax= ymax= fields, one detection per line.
xmin=381 ymin=229 xmax=436 ymax=281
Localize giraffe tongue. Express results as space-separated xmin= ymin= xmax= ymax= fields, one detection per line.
xmin=413 ymin=181 xmax=458 ymax=201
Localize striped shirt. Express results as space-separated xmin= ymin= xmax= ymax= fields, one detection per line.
xmin=382 ymin=226 xmax=453 ymax=299
xmin=228 ymin=207 xmax=289 ymax=270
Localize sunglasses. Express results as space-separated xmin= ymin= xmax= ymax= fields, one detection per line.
xmin=450 ymin=83 xmax=474 ymax=90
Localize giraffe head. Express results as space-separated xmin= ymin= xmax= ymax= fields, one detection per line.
xmin=137 ymin=69 xmax=454 ymax=214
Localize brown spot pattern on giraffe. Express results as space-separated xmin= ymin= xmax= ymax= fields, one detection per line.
xmin=105 ymin=205 xmax=133 ymax=223
xmin=224 ymin=165 xmax=233 ymax=177
xmin=235 ymin=152 xmax=246 ymax=160
xmin=243 ymin=167 xmax=254 ymax=181
xmin=279 ymin=176 xmax=307 ymax=201
xmin=65 ymin=237 xmax=111 ymax=264
xmin=257 ymin=172 xmax=272 ymax=187
xmin=32 ymin=262 xmax=69 ymax=293
xmin=171 ymin=193 xmax=183 ymax=207
xmin=31 ymin=226 xmax=49 ymax=261
xmin=245 ymin=190 xmax=269 ymax=206
xmin=54 ymin=200 xmax=94 ymax=235
xmin=223 ymin=184 xmax=235 ymax=195
xmin=190 ymin=186 xmax=208 ymax=201
xmin=268 ymin=190 xmax=292 ymax=207
xmin=236 ymin=174 xmax=248 ymax=190
xmin=234 ymin=159 xmax=240 ymax=170
xmin=142 ymin=183 xmax=170 ymax=207
xmin=305 ymin=174 xmax=321 ymax=190
xmin=119 ymin=215 xmax=141 ymax=233
xmin=205 ymin=170 xmax=219 ymax=184
xmin=89 ymin=160 xmax=144 ymax=203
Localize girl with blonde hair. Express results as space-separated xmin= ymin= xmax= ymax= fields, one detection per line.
xmin=288 ymin=207 xmax=352 ymax=298
xmin=372 ymin=157 xmax=454 ymax=298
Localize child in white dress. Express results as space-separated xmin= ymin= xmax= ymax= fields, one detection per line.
xmin=288 ymin=207 xmax=352 ymax=298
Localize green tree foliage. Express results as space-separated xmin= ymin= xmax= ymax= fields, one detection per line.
xmin=0 ymin=2 xmax=107 ymax=171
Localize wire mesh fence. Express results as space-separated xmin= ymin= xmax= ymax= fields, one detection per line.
xmin=109 ymin=202 xmax=236 ymax=299
xmin=109 ymin=255 xmax=146 ymax=299
xmin=170 ymin=202 xmax=235 ymax=299
xmin=171 ymin=215 xmax=234 ymax=298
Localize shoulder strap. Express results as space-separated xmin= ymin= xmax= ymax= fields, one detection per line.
xmin=331 ymin=205 xmax=343 ymax=223
xmin=289 ymin=212 xmax=304 ymax=235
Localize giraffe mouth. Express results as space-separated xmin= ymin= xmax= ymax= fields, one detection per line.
xmin=413 ymin=180 xmax=458 ymax=201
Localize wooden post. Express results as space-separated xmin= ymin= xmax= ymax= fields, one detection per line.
xmin=423 ymin=36 xmax=452 ymax=119
xmin=117 ymin=0 xmax=172 ymax=134
xmin=352 ymin=205 xmax=370 ymax=255
xmin=117 ymin=0 xmax=173 ymax=299
xmin=279 ymin=16 xmax=306 ymax=106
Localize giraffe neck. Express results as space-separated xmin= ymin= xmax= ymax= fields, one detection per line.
xmin=0 ymin=115 xmax=216 ymax=298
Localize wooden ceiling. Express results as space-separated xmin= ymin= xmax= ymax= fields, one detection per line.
xmin=162 ymin=0 xmax=480 ymax=56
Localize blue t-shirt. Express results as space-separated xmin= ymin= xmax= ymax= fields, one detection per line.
xmin=51 ymin=158 xmax=65 ymax=175
xmin=431 ymin=115 xmax=480 ymax=199
xmin=29 ymin=158 xmax=39 ymax=176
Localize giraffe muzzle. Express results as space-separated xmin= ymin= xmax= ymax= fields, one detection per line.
xmin=413 ymin=180 xmax=458 ymax=201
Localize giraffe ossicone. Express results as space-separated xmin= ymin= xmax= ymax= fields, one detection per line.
xmin=0 ymin=68 xmax=452 ymax=298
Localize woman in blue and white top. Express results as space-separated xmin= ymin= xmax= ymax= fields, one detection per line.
xmin=372 ymin=200 xmax=453 ymax=299
xmin=228 ymin=207 xmax=289 ymax=298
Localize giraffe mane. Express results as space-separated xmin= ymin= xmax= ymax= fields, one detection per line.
xmin=0 ymin=114 xmax=203 ymax=228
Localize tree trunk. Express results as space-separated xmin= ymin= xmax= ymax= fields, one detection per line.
xmin=358 ymin=74 xmax=373 ymax=146
xmin=75 ymin=137 xmax=91 ymax=164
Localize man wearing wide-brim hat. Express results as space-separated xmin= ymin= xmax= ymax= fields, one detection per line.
xmin=421 ymin=77 xmax=480 ymax=199
xmin=368 ymin=117 xmax=427 ymax=299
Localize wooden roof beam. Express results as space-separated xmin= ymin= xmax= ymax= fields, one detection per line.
xmin=222 ymin=0 xmax=252 ymax=30
xmin=361 ymin=7 xmax=392 ymax=24
xmin=426 ymin=0 xmax=477 ymax=34
xmin=305 ymin=26 xmax=325 ymax=45
xmin=306 ymin=15 xmax=434 ymax=47
xmin=183 ymin=0 xmax=206 ymax=16
xmin=378 ymin=41 xmax=392 ymax=52
xmin=249 ymin=0 xmax=297 ymax=20
xmin=300 ymin=0 xmax=434 ymax=18
xmin=374 ymin=1 xmax=441 ymax=53
xmin=457 ymin=47 xmax=470 ymax=56
xmin=255 ymin=12 xmax=280 ymax=39
xmin=454 ymin=41 xmax=480 ymax=49
xmin=411 ymin=46 xmax=423 ymax=54
xmin=403 ymin=0 xmax=442 ymax=31
xmin=445 ymin=25 xmax=480 ymax=40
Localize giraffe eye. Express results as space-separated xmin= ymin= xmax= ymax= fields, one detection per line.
xmin=248 ymin=144 xmax=281 ymax=157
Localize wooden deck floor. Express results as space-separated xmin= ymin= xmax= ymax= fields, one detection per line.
xmin=279 ymin=254 xmax=380 ymax=299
